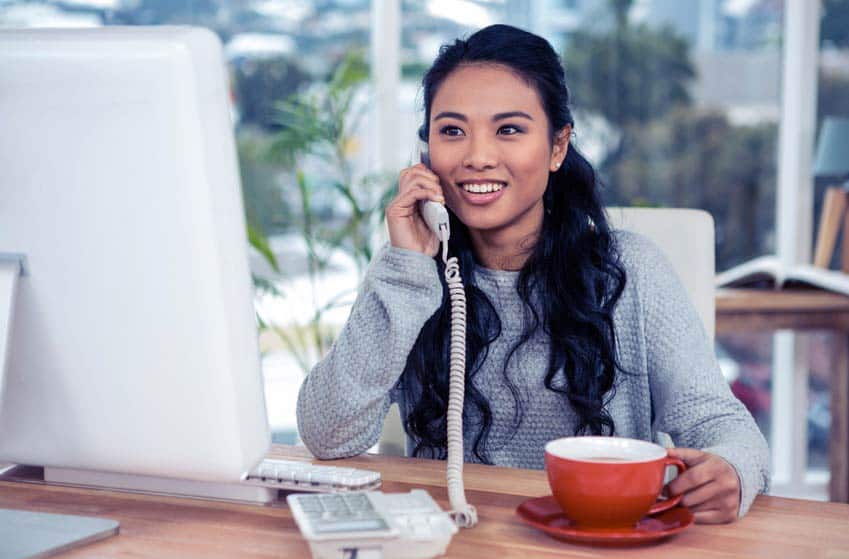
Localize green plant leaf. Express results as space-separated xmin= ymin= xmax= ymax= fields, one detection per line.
xmin=247 ymin=222 xmax=280 ymax=273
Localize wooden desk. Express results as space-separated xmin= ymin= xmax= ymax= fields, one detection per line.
xmin=716 ymin=288 xmax=849 ymax=503
xmin=2 ymin=445 xmax=849 ymax=558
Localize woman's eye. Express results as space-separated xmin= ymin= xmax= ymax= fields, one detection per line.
xmin=498 ymin=125 xmax=522 ymax=135
xmin=440 ymin=126 xmax=464 ymax=137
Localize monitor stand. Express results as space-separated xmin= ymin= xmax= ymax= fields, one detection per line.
xmin=0 ymin=253 xmax=26 ymax=402
xmin=0 ymin=465 xmax=279 ymax=505
xmin=44 ymin=467 xmax=279 ymax=504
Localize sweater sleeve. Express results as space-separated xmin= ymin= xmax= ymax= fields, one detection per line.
xmin=620 ymin=231 xmax=770 ymax=518
xmin=296 ymin=245 xmax=443 ymax=459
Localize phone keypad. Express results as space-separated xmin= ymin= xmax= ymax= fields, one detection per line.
xmin=293 ymin=493 xmax=391 ymax=534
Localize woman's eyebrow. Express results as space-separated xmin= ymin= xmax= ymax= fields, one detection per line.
xmin=493 ymin=111 xmax=533 ymax=121
xmin=434 ymin=111 xmax=467 ymax=122
xmin=433 ymin=110 xmax=534 ymax=122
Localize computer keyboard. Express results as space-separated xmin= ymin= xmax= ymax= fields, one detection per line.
xmin=242 ymin=458 xmax=381 ymax=493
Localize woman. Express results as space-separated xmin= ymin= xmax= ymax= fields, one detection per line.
xmin=297 ymin=24 xmax=769 ymax=523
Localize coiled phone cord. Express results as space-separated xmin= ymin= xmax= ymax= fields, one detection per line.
xmin=442 ymin=241 xmax=478 ymax=528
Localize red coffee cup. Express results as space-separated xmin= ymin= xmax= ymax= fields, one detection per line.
xmin=544 ymin=436 xmax=687 ymax=529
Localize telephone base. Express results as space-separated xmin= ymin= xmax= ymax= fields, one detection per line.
xmin=288 ymin=490 xmax=457 ymax=559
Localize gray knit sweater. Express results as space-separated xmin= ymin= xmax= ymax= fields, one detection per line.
xmin=296 ymin=230 xmax=770 ymax=517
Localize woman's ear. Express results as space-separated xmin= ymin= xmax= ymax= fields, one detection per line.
xmin=550 ymin=125 xmax=572 ymax=172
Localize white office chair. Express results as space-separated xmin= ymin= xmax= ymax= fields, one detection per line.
xmin=378 ymin=207 xmax=716 ymax=455
xmin=605 ymin=207 xmax=715 ymax=339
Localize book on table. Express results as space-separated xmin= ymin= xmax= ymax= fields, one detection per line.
xmin=715 ymin=255 xmax=849 ymax=296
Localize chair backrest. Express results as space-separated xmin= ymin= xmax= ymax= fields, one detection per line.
xmin=379 ymin=207 xmax=716 ymax=455
xmin=606 ymin=207 xmax=715 ymax=339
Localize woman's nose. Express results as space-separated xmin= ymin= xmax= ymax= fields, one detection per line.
xmin=462 ymin=136 xmax=497 ymax=170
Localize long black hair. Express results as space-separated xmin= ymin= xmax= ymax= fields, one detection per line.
xmin=400 ymin=24 xmax=628 ymax=462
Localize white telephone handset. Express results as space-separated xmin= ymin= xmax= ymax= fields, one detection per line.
xmin=419 ymin=201 xmax=450 ymax=244
xmin=416 ymin=141 xmax=476 ymax=529
xmin=416 ymin=144 xmax=450 ymax=262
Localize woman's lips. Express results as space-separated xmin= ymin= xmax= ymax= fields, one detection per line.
xmin=456 ymin=184 xmax=507 ymax=205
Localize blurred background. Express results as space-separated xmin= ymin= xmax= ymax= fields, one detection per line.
xmin=4 ymin=0 xmax=847 ymax=501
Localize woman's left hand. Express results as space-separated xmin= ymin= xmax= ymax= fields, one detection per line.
xmin=666 ymin=447 xmax=741 ymax=524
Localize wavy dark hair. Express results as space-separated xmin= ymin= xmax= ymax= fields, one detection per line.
xmin=400 ymin=24 xmax=628 ymax=462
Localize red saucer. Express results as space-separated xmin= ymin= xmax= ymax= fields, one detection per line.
xmin=516 ymin=496 xmax=694 ymax=545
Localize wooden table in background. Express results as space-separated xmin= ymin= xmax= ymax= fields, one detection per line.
xmin=2 ymin=445 xmax=849 ymax=558
xmin=716 ymin=287 xmax=849 ymax=503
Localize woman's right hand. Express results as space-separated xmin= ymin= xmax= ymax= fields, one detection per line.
xmin=386 ymin=163 xmax=446 ymax=257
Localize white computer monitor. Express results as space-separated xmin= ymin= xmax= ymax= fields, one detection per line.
xmin=0 ymin=27 xmax=271 ymax=490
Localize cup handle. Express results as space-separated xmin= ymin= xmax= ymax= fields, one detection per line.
xmin=648 ymin=456 xmax=687 ymax=516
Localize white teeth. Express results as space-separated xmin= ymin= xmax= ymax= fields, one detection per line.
xmin=461 ymin=182 xmax=504 ymax=193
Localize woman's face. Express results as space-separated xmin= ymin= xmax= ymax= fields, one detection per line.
xmin=428 ymin=63 xmax=569 ymax=237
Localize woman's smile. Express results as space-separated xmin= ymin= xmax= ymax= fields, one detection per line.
xmin=456 ymin=179 xmax=508 ymax=204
